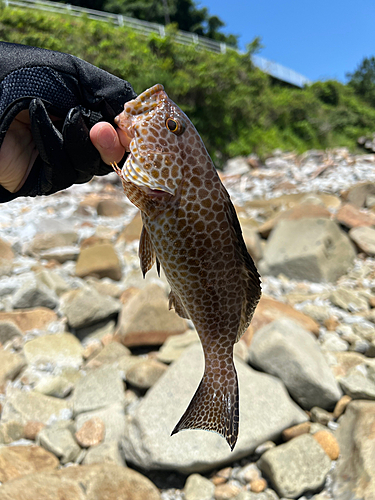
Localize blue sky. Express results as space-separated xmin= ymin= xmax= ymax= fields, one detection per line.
xmin=199 ymin=0 xmax=375 ymax=83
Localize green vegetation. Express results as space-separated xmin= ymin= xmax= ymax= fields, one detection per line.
xmin=1 ymin=5 xmax=375 ymax=164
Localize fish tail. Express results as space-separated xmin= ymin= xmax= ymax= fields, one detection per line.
xmin=171 ymin=361 xmax=239 ymax=451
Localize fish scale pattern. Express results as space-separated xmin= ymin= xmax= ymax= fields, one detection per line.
xmin=113 ymin=84 xmax=261 ymax=450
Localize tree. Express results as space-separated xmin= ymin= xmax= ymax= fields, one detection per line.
xmin=347 ymin=56 xmax=375 ymax=107
xmin=51 ymin=0 xmax=238 ymax=46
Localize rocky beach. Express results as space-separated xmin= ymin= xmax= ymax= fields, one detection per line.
xmin=0 ymin=147 xmax=374 ymax=500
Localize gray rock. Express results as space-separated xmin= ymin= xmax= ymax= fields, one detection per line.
xmin=329 ymin=287 xmax=369 ymax=312
xmin=122 ymin=343 xmax=307 ymax=473
xmin=34 ymin=375 xmax=74 ymax=398
xmin=83 ymin=440 xmax=126 ymax=466
xmin=0 ymin=320 xmax=23 ymax=344
xmin=235 ymin=492 xmax=278 ymax=500
xmin=126 ymin=359 xmax=168 ymax=390
xmin=38 ymin=422 xmax=81 ymax=464
xmin=36 ymin=269 xmax=70 ymax=296
xmin=1 ymin=387 xmax=72 ymax=425
xmin=310 ymin=406 xmax=333 ymax=425
xmin=23 ymin=333 xmax=83 ymax=369
xmin=257 ymin=434 xmax=331 ymax=498
xmin=248 ymin=318 xmax=342 ymax=410
xmin=60 ymin=286 xmax=121 ymax=329
xmin=184 ymin=473 xmax=215 ymax=500
xmin=332 ymin=400 xmax=375 ymax=500
xmin=39 ymin=246 xmax=80 ymax=263
xmin=0 ymin=349 xmax=26 ymax=386
xmin=339 ymin=364 xmax=375 ymax=400
xmin=73 ymin=366 xmax=125 ymax=416
xmin=75 ymin=403 xmax=126 ymax=443
xmin=259 ymin=218 xmax=356 ymax=282
xmin=349 ymin=225 xmax=375 ymax=257
xmin=12 ymin=279 xmax=59 ymax=310
xmin=300 ymin=304 xmax=331 ymax=323
xmin=157 ymin=329 xmax=200 ymax=364
xmin=320 ymin=332 xmax=349 ymax=352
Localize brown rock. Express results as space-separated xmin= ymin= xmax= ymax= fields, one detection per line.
xmin=349 ymin=226 xmax=375 ymax=256
xmin=0 ymin=308 xmax=57 ymax=333
xmin=333 ymin=395 xmax=352 ymax=419
xmin=344 ymin=182 xmax=375 ymax=208
xmin=258 ymin=203 xmax=331 ymax=238
xmin=117 ymin=211 xmax=143 ymax=243
xmin=28 ymin=231 xmax=78 ymax=253
xmin=211 ymin=476 xmax=227 ymax=486
xmin=336 ymin=203 xmax=375 ymax=229
xmin=282 ymin=421 xmax=311 ymax=441
xmin=214 ymin=482 xmax=241 ymax=500
xmin=248 ymin=296 xmax=320 ymax=340
xmin=116 ymin=284 xmax=188 ymax=347
xmin=313 ymin=430 xmax=340 ymax=460
xmin=97 ymin=199 xmax=124 ymax=217
xmin=250 ymin=478 xmax=267 ymax=493
xmin=329 ymin=351 xmax=368 ymax=378
xmin=0 ymin=445 xmax=59 ymax=483
xmin=324 ymin=317 xmax=340 ymax=331
xmin=0 ymin=237 xmax=14 ymax=260
xmin=75 ymin=243 xmax=122 ymax=281
xmin=75 ymin=417 xmax=105 ymax=447
xmin=23 ymin=421 xmax=46 ymax=440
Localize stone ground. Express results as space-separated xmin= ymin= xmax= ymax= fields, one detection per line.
xmin=0 ymin=147 xmax=374 ymax=499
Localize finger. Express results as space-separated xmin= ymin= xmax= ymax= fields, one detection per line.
xmin=90 ymin=122 xmax=127 ymax=165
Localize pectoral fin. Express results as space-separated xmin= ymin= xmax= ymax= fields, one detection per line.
xmin=168 ymin=290 xmax=190 ymax=319
xmin=139 ymin=226 xmax=156 ymax=278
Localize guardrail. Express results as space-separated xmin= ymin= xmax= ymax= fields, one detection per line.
xmin=1 ymin=0 xmax=311 ymax=87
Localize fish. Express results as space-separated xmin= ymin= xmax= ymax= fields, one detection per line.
xmin=111 ymin=84 xmax=261 ymax=451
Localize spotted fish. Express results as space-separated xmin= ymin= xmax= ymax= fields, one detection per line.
xmin=112 ymin=84 xmax=261 ymax=450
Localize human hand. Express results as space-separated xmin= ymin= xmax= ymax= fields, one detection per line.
xmin=0 ymin=113 xmax=130 ymax=194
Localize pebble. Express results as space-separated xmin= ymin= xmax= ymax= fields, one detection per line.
xmin=74 ymin=417 xmax=105 ymax=447
xmin=184 ymin=473 xmax=215 ymax=500
xmin=313 ymin=430 xmax=340 ymax=460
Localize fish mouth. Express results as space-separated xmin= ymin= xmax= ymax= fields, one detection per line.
xmin=122 ymin=84 xmax=166 ymax=117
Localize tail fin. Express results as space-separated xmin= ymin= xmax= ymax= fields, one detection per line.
xmin=171 ymin=365 xmax=239 ymax=451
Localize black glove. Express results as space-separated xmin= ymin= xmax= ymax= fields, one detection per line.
xmin=0 ymin=42 xmax=137 ymax=202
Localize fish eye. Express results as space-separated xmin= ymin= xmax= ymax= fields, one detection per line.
xmin=165 ymin=117 xmax=185 ymax=135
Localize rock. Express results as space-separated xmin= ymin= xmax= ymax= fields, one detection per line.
xmin=38 ymin=422 xmax=81 ymax=464
xmin=126 ymin=359 xmax=168 ymax=390
xmin=257 ymin=203 xmax=331 ymax=239
xmin=257 ymin=434 xmax=331 ymax=498
xmin=0 ymin=420 xmax=25 ymax=444
xmin=332 ymin=400 xmax=375 ymax=500
xmin=327 ymin=350 xmax=371 ymax=378
xmin=35 ymin=270 xmax=69 ymax=297
xmin=85 ymin=277 xmax=123 ymax=298
xmin=248 ymin=318 xmax=342 ymax=410
xmin=310 ymin=406 xmax=333 ymax=425
xmin=259 ymin=218 xmax=356 ymax=282
xmin=27 ymin=230 xmax=78 ymax=254
xmin=320 ymin=332 xmax=349 ymax=351
xmin=349 ymin=226 xmax=375 ymax=256
xmin=34 ymin=375 xmax=74 ymax=398
xmin=0 ymin=445 xmax=59 ymax=483
xmin=332 ymin=395 xmax=352 ymax=419
xmin=61 ymin=286 xmax=121 ymax=329
xmin=0 ymin=238 xmax=14 ymax=276
xmin=329 ymin=287 xmax=369 ymax=312
xmin=344 ymin=181 xmax=375 ymax=207
xmin=249 ymin=296 xmax=320 ymax=338
xmin=116 ymin=284 xmax=188 ymax=347
xmin=157 ymin=329 xmax=200 ymax=363
xmin=75 ymin=417 xmax=105 ymax=447
xmin=214 ymin=482 xmax=241 ymax=499
xmin=313 ymin=430 xmax=340 ymax=460
xmin=0 ymin=320 xmax=23 ymax=344
xmin=75 ymin=243 xmax=122 ymax=281
xmin=118 ymin=210 xmax=143 ymax=243
xmin=23 ymin=421 xmax=46 ymax=440
xmin=339 ymin=364 xmax=375 ymax=399
xmin=75 ymin=403 xmax=126 ymax=444
xmin=1 ymin=387 xmax=72 ymax=425
xmin=336 ymin=202 xmax=375 ymax=228
xmin=282 ymin=421 xmax=311 ymax=441
xmin=23 ymin=333 xmax=83 ymax=369
xmin=250 ymin=478 xmax=268 ymax=493
xmin=0 ymin=349 xmax=26 ymax=386
xmin=184 ymin=473 xmax=215 ymax=500
xmin=83 ymin=440 xmax=126 ymax=466
xmin=11 ymin=278 xmax=59 ymax=310
xmin=39 ymin=246 xmax=80 ymax=263
xmin=240 ymin=223 xmax=263 ymax=262
xmin=97 ymin=199 xmax=125 ymax=216
xmin=0 ymin=463 xmax=161 ymax=500
xmin=0 ymin=308 xmax=57 ymax=333
xmin=85 ymin=341 xmax=130 ymax=368
xmin=300 ymin=304 xmax=332 ymax=323
xmin=73 ymin=366 xmax=125 ymax=416
xmin=122 ymin=343 xmax=307 ymax=473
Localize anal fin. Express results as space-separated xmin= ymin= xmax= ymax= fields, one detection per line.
xmin=168 ymin=290 xmax=190 ymax=319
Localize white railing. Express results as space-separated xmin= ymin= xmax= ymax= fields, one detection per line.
xmin=1 ymin=0 xmax=312 ymax=87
